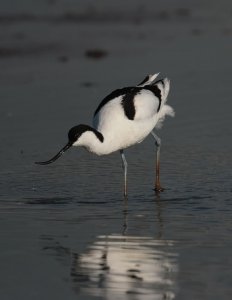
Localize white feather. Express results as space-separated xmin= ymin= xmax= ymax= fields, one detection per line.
xmin=156 ymin=104 xmax=175 ymax=129
xmin=137 ymin=73 xmax=160 ymax=87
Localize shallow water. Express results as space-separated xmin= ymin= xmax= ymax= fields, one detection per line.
xmin=1 ymin=1 xmax=232 ymax=299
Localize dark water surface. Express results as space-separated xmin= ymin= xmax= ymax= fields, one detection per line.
xmin=1 ymin=1 xmax=232 ymax=299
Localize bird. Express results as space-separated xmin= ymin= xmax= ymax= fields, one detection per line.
xmin=35 ymin=73 xmax=174 ymax=196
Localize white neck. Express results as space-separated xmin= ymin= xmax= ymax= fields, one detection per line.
xmin=73 ymin=130 xmax=111 ymax=156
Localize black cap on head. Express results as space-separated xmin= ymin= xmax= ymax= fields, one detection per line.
xmin=68 ymin=124 xmax=104 ymax=143
xmin=68 ymin=124 xmax=93 ymax=143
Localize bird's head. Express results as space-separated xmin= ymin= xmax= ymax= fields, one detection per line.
xmin=35 ymin=124 xmax=103 ymax=165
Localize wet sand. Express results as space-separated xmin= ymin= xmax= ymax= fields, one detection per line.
xmin=0 ymin=1 xmax=232 ymax=299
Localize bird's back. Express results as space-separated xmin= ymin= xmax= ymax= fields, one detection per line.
xmin=92 ymin=75 xmax=174 ymax=153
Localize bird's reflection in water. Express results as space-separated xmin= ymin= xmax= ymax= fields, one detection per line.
xmin=41 ymin=196 xmax=178 ymax=299
xmin=71 ymin=234 xmax=178 ymax=299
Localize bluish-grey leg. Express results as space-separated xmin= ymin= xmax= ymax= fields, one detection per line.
xmin=120 ymin=150 xmax=128 ymax=197
xmin=151 ymin=131 xmax=164 ymax=192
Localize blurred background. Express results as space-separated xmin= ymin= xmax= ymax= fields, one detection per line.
xmin=1 ymin=0 xmax=232 ymax=160
xmin=0 ymin=1 xmax=232 ymax=300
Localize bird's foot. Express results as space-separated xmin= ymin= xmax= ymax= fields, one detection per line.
xmin=154 ymin=184 xmax=164 ymax=192
xmin=123 ymin=189 xmax=128 ymax=199
xmin=123 ymin=194 xmax=128 ymax=201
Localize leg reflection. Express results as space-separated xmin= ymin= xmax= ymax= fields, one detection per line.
xmin=154 ymin=192 xmax=164 ymax=239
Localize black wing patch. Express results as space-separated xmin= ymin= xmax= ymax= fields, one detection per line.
xmin=121 ymin=87 xmax=141 ymax=120
xmin=94 ymin=87 xmax=134 ymax=117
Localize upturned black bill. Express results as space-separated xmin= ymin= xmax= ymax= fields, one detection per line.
xmin=35 ymin=142 xmax=72 ymax=165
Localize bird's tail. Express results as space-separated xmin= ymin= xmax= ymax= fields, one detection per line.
xmin=137 ymin=73 xmax=160 ymax=87
xmin=153 ymin=77 xmax=174 ymax=128
xmin=137 ymin=74 xmax=174 ymax=126
xmin=154 ymin=77 xmax=171 ymax=105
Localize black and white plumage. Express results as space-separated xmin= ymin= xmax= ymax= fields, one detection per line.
xmin=35 ymin=73 xmax=174 ymax=195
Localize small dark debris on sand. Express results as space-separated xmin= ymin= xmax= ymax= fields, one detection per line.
xmin=85 ymin=49 xmax=108 ymax=60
